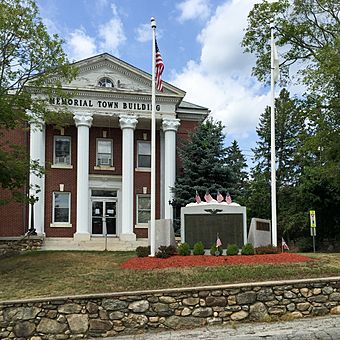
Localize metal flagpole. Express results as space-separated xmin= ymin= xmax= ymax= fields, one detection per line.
xmin=150 ymin=17 xmax=156 ymax=256
xmin=270 ymin=22 xmax=277 ymax=247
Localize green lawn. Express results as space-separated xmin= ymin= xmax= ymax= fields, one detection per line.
xmin=1 ymin=251 xmax=340 ymax=301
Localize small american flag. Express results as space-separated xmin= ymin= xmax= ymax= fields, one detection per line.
xmin=204 ymin=192 xmax=213 ymax=203
xmin=216 ymin=191 xmax=224 ymax=203
xmin=282 ymin=237 xmax=289 ymax=250
xmin=216 ymin=235 xmax=222 ymax=248
xmin=155 ymin=39 xmax=164 ymax=92
xmin=225 ymin=193 xmax=232 ymax=204
xmin=195 ymin=191 xmax=201 ymax=204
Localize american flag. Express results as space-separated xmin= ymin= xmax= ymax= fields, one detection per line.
xmin=195 ymin=191 xmax=201 ymax=204
xmin=216 ymin=235 xmax=222 ymax=248
xmin=204 ymin=192 xmax=213 ymax=203
xmin=225 ymin=193 xmax=232 ymax=204
xmin=282 ymin=237 xmax=289 ymax=250
xmin=216 ymin=191 xmax=224 ymax=203
xmin=155 ymin=39 xmax=164 ymax=92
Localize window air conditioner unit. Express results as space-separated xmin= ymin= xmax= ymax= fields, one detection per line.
xmin=98 ymin=156 xmax=111 ymax=166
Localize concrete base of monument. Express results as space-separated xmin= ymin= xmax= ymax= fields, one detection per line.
xmin=42 ymin=236 xmax=147 ymax=251
xmin=148 ymin=219 xmax=176 ymax=250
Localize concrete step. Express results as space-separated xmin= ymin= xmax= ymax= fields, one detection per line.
xmin=41 ymin=237 xmax=148 ymax=251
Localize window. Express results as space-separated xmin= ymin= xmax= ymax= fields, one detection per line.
xmin=53 ymin=192 xmax=70 ymax=223
xmin=54 ymin=136 xmax=71 ymax=165
xmin=137 ymin=141 xmax=151 ymax=168
xmin=137 ymin=195 xmax=151 ymax=224
xmin=98 ymin=77 xmax=114 ymax=87
xmin=96 ymin=139 xmax=113 ymax=166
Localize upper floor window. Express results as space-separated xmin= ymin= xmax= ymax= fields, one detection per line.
xmin=54 ymin=136 xmax=71 ymax=165
xmin=137 ymin=141 xmax=151 ymax=168
xmin=96 ymin=139 xmax=113 ymax=166
xmin=98 ymin=77 xmax=114 ymax=88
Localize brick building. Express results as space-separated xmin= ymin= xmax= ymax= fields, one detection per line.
xmin=0 ymin=53 xmax=208 ymax=250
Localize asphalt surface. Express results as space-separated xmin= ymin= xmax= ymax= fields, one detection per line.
xmin=99 ymin=315 xmax=340 ymax=339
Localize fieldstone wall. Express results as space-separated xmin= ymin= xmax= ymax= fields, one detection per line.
xmin=0 ymin=237 xmax=43 ymax=258
xmin=1 ymin=277 xmax=340 ymax=339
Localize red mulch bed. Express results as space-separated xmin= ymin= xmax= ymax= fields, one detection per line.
xmin=121 ymin=253 xmax=313 ymax=270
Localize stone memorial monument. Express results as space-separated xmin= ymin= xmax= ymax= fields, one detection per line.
xmin=181 ymin=194 xmax=247 ymax=248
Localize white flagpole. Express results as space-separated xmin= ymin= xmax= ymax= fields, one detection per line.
xmin=150 ymin=17 xmax=156 ymax=257
xmin=270 ymin=22 xmax=277 ymax=247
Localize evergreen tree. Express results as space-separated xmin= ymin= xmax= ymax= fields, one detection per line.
xmin=173 ymin=119 xmax=234 ymax=206
xmin=226 ymin=140 xmax=248 ymax=200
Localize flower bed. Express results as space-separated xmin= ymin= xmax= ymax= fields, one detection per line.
xmin=121 ymin=253 xmax=313 ymax=270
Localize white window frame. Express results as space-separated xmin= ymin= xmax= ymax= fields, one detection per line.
xmin=52 ymin=192 xmax=71 ymax=226
xmin=53 ymin=136 xmax=71 ymax=166
xmin=96 ymin=138 xmax=113 ymax=167
xmin=136 ymin=194 xmax=151 ymax=225
xmin=137 ymin=141 xmax=151 ymax=169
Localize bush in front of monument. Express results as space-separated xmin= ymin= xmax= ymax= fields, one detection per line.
xmin=226 ymin=244 xmax=239 ymax=256
xmin=193 ymin=241 xmax=205 ymax=255
xmin=255 ymin=245 xmax=280 ymax=254
xmin=178 ymin=242 xmax=191 ymax=256
xmin=136 ymin=246 xmax=151 ymax=257
xmin=241 ymin=243 xmax=255 ymax=255
xmin=210 ymin=243 xmax=223 ymax=256
xmin=156 ymin=245 xmax=177 ymax=258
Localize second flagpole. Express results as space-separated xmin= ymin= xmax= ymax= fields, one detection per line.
xmin=270 ymin=22 xmax=277 ymax=247
xmin=150 ymin=17 xmax=156 ymax=257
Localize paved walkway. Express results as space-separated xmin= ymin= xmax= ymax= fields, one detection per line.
xmin=100 ymin=315 xmax=340 ymax=339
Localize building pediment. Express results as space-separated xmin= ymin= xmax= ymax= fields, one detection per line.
xmin=52 ymin=53 xmax=186 ymax=98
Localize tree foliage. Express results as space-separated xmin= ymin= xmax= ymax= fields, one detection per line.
xmin=173 ymin=119 xmax=236 ymax=206
xmin=243 ymin=0 xmax=340 ymax=242
xmin=0 ymin=0 xmax=76 ymax=203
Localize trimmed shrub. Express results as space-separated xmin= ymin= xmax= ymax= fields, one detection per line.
xmin=226 ymin=244 xmax=239 ymax=256
xmin=241 ymin=243 xmax=255 ymax=255
xmin=136 ymin=246 xmax=150 ymax=257
xmin=255 ymin=245 xmax=280 ymax=254
xmin=193 ymin=241 xmax=205 ymax=255
xmin=178 ymin=242 xmax=191 ymax=256
xmin=210 ymin=243 xmax=223 ymax=256
xmin=155 ymin=245 xmax=177 ymax=258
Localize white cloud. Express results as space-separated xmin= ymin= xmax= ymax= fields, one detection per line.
xmin=135 ymin=23 xmax=151 ymax=43
xmin=66 ymin=3 xmax=125 ymax=60
xmin=176 ymin=0 xmax=211 ymax=22
xmin=67 ymin=28 xmax=98 ymax=61
xmin=98 ymin=3 xmax=126 ymax=55
xmin=172 ymin=0 xmax=269 ymax=145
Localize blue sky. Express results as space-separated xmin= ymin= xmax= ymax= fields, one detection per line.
xmin=36 ymin=0 xmax=274 ymax=162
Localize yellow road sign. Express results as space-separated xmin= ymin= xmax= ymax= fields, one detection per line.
xmin=310 ymin=210 xmax=316 ymax=228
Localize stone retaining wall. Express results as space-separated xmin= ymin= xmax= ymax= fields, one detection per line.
xmin=1 ymin=277 xmax=340 ymax=339
xmin=0 ymin=237 xmax=43 ymax=258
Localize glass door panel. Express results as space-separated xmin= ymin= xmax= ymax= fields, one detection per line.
xmin=92 ymin=201 xmax=103 ymax=234
xmin=105 ymin=201 xmax=116 ymax=235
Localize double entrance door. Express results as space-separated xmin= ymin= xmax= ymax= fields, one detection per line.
xmin=92 ymin=200 xmax=116 ymax=235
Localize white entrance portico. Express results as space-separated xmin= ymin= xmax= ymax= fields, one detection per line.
xmin=26 ymin=53 xmax=208 ymax=251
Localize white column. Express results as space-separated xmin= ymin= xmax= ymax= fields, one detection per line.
xmin=29 ymin=119 xmax=45 ymax=235
xmin=73 ymin=112 xmax=93 ymax=241
xmin=162 ymin=117 xmax=180 ymax=220
xmin=119 ymin=115 xmax=138 ymax=241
